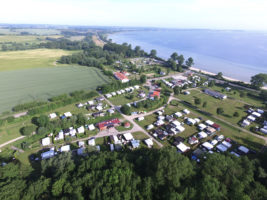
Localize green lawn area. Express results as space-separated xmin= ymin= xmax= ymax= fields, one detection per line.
xmin=108 ymin=86 xmax=149 ymax=106
xmin=177 ymin=89 xmax=248 ymax=125
xmin=0 ymin=28 xmax=61 ymax=35
xmin=0 ymin=49 xmax=75 ymax=71
xmin=0 ymin=35 xmax=62 ymax=44
xmin=0 ymin=66 xmax=110 ymax=112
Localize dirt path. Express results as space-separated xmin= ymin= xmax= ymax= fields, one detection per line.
xmin=0 ymin=136 xmax=25 ymax=149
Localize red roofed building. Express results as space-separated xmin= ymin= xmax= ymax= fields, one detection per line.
xmin=149 ymin=89 xmax=161 ymax=99
xmin=96 ymin=118 xmax=120 ymax=131
xmin=114 ymin=72 xmax=129 ymax=83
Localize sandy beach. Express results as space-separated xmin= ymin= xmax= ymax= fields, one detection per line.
xmin=190 ymin=67 xmax=267 ymax=90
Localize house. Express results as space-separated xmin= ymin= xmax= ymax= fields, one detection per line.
xmin=202 ymin=142 xmax=214 ymax=151
xmin=247 ymin=115 xmax=256 ymax=122
xmin=54 ymin=131 xmax=64 ymax=141
xmin=144 ymin=138 xmax=153 ymax=148
xmin=174 ymin=112 xmax=183 ymax=118
xmin=183 ymin=109 xmax=190 ymax=115
xmin=205 ymin=120 xmax=214 ymax=126
xmin=64 ymin=112 xmax=72 ymax=118
xmin=131 ymin=140 xmax=140 ymax=149
xmin=198 ymin=131 xmax=208 ymax=139
xmin=212 ymin=123 xmax=221 ymax=131
xmin=77 ymin=126 xmax=85 ymax=134
xmin=110 ymin=135 xmax=120 ymax=144
xmin=137 ymin=116 xmax=145 ymax=121
xmin=88 ymin=138 xmax=95 ymax=146
xmin=114 ymin=72 xmax=129 ymax=83
xmin=206 ymin=127 xmax=216 ymax=135
xmin=111 ymin=92 xmax=117 ymax=96
xmin=241 ymin=119 xmax=250 ymax=127
xmin=41 ymin=150 xmax=55 ymax=160
xmin=147 ymin=124 xmax=154 ymax=130
xmin=60 ymin=145 xmax=70 ymax=152
xmin=216 ymin=144 xmax=228 ymax=152
xmin=172 ymin=120 xmax=181 ymax=127
xmin=198 ymin=123 xmax=207 ymax=131
xmin=123 ymin=133 xmax=134 ymax=141
xmin=186 ymin=118 xmax=196 ymax=126
xmin=210 ymin=139 xmax=218 ymax=146
xmin=176 ymin=142 xmax=190 ymax=153
xmin=96 ymin=105 xmax=103 ymax=111
xmin=49 ymin=113 xmax=57 ymax=119
xmin=215 ymin=134 xmax=224 ymax=141
xmin=42 ymin=137 xmax=51 ymax=146
xmin=96 ymin=118 xmax=120 ymax=130
xmin=88 ymin=124 xmax=95 ymax=131
xmin=188 ymin=136 xmax=199 ymax=145
xmin=204 ymin=89 xmax=227 ymax=99
xmin=238 ymin=146 xmax=249 ymax=154
xmin=149 ymin=89 xmax=161 ymax=99
xmin=92 ymin=111 xmax=105 ymax=118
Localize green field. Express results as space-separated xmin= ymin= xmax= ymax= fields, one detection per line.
xmin=0 ymin=66 xmax=110 ymax=112
xmin=0 ymin=35 xmax=62 ymax=44
xmin=0 ymin=49 xmax=75 ymax=71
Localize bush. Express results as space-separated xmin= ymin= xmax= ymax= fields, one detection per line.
xmin=194 ymin=98 xmax=201 ymax=105
xmin=233 ymin=112 xmax=240 ymax=117
xmin=121 ymin=105 xmax=131 ymax=115
xmin=216 ymin=107 xmax=224 ymax=115
xmin=20 ymin=126 xmax=36 ymax=136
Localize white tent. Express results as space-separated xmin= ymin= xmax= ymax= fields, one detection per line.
xmin=176 ymin=125 xmax=185 ymax=133
xmin=88 ymin=138 xmax=96 ymax=146
xmin=205 ymin=120 xmax=214 ymax=126
xmin=222 ymin=141 xmax=232 ymax=148
xmin=247 ymin=115 xmax=256 ymax=122
xmin=242 ymin=119 xmax=250 ymax=126
xmin=202 ymin=142 xmax=214 ymax=150
xmin=172 ymin=120 xmax=181 ymax=127
xmin=176 ymin=142 xmax=190 ymax=153
xmin=42 ymin=137 xmax=51 ymax=146
xmin=174 ymin=112 xmax=183 ymax=118
xmin=198 ymin=123 xmax=207 ymax=130
xmin=252 ymin=112 xmax=261 ymax=118
xmin=60 ymin=145 xmax=70 ymax=152
xmin=198 ymin=131 xmax=208 ymax=139
xmin=88 ymin=124 xmax=95 ymax=131
xmin=186 ymin=118 xmax=196 ymax=125
xmin=144 ymin=138 xmax=153 ymax=147
xmin=155 ymin=120 xmax=164 ymax=126
xmin=123 ymin=133 xmax=134 ymax=141
xmin=238 ymin=146 xmax=249 ymax=154
xmin=183 ymin=109 xmax=190 ymax=115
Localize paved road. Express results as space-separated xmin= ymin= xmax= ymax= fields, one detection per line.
xmin=0 ymin=136 xmax=25 ymax=149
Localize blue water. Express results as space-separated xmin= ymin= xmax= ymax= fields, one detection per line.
xmin=109 ymin=30 xmax=267 ymax=82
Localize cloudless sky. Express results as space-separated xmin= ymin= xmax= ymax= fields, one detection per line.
xmin=1 ymin=0 xmax=267 ymax=30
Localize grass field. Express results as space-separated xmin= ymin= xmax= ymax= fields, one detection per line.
xmin=0 ymin=49 xmax=75 ymax=71
xmin=0 ymin=66 xmax=110 ymax=112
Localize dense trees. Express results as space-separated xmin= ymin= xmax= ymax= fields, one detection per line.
xmin=121 ymin=104 xmax=131 ymax=115
xmin=251 ymin=73 xmax=267 ymax=89
xmin=185 ymin=57 xmax=194 ymax=67
xmin=150 ymin=49 xmax=157 ymax=58
xmin=0 ymin=149 xmax=266 ymax=200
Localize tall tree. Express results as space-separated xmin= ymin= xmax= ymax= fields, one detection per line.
xmin=185 ymin=57 xmax=194 ymax=67
xmin=251 ymin=73 xmax=267 ymax=89
xmin=150 ymin=49 xmax=157 ymax=58
xmin=170 ymin=52 xmax=178 ymax=60
xmin=177 ymin=55 xmax=185 ymax=66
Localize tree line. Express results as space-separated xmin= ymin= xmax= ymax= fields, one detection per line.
xmin=0 ymin=148 xmax=266 ymax=200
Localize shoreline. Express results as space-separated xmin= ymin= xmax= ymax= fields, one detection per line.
xmin=190 ymin=67 xmax=267 ymax=90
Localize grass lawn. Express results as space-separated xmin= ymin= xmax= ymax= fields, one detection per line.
xmin=0 ymin=28 xmax=61 ymax=35
xmin=0 ymin=49 xmax=76 ymax=71
xmin=0 ymin=66 xmax=110 ymax=112
xmin=0 ymin=35 xmax=62 ymax=44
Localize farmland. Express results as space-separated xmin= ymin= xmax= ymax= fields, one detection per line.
xmin=0 ymin=66 xmax=110 ymax=112
xmin=0 ymin=28 xmax=61 ymax=35
xmin=0 ymin=35 xmax=62 ymax=44
xmin=0 ymin=49 xmax=75 ymax=71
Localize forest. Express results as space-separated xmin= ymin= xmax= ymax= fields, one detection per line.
xmin=0 ymin=148 xmax=266 ymax=200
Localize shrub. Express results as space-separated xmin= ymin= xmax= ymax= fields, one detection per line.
xmin=20 ymin=126 xmax=36 ymax=136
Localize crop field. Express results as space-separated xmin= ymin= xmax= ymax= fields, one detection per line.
xmin=0 ymin=49 xmax=75 ymax=71
xmin=0 ymin=66 xmax=110 ymax=112
xmin=0 ymin=28 xmax=61 ymax=35
xmin=0 ymin=35 xmax=62 ymax=43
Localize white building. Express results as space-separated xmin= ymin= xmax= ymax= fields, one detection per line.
xmin=144 ymin=138 xmax=153 ymax=148
xmin=186 ymin=118 xmax=196 ymax=125
xmin=198 ymin=123 xmax=207 ymax=131
xmin=205 ymin=120 xmax=214 ymax=126
xmin=77 ymin=126 xmax=85 ymax=134
xmin=238 ymin=146 xmax=249 ymax=154
xmin=147 ymin=124 xmax=154 ymax=130
xmin=202 ymin=142 xmax=214 ymax=151
xmin=174 ymin=112 xmax=183 ymax=118
xmin=138 ymin=117 xmax=145 ymax=121
xmin=49 ymin=113 xmax=57 ymax=119
xmin=54 ymin=131 xmax=64 ymax=141
xmin=183 ymin=109 xmax=190 ymax=115
xmin=88 ymin=124 xmax=95 ymax=131
xmin=123 ymin=133 xmax=134 ymax=141
xmin=42 ymin=137 xmax=51 ymax=146
xmin=60 ymin=145 xmax=70 ymax=152
xmin=176 ymin=125 xmax=185 ymax=133
xmin=88 ymin=138 xmax=96 ymax=146
xmin=176 ymin=142 xmax=190 ymax=153
xmin=64 ymin=112 xmax=72 ymax=118
xmin=198 ymin=131 xmax=208 ymax=139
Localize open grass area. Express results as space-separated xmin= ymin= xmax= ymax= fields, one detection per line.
xmin=0 ymin=49 xmax=75 ymax=71
xmin=0 ymin=66 xmax=110 ymax=112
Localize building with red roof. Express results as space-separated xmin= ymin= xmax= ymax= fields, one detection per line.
xmin=96 ymin=118 xmax=120 ymax=131
xmin=212 ymin=123 xmax=221 ymax=131
xmin=114 ymin=72 xmax=129 ymax=83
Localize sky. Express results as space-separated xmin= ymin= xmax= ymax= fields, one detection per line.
xmin=1 ymin=0 xmax=267 ymax=30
